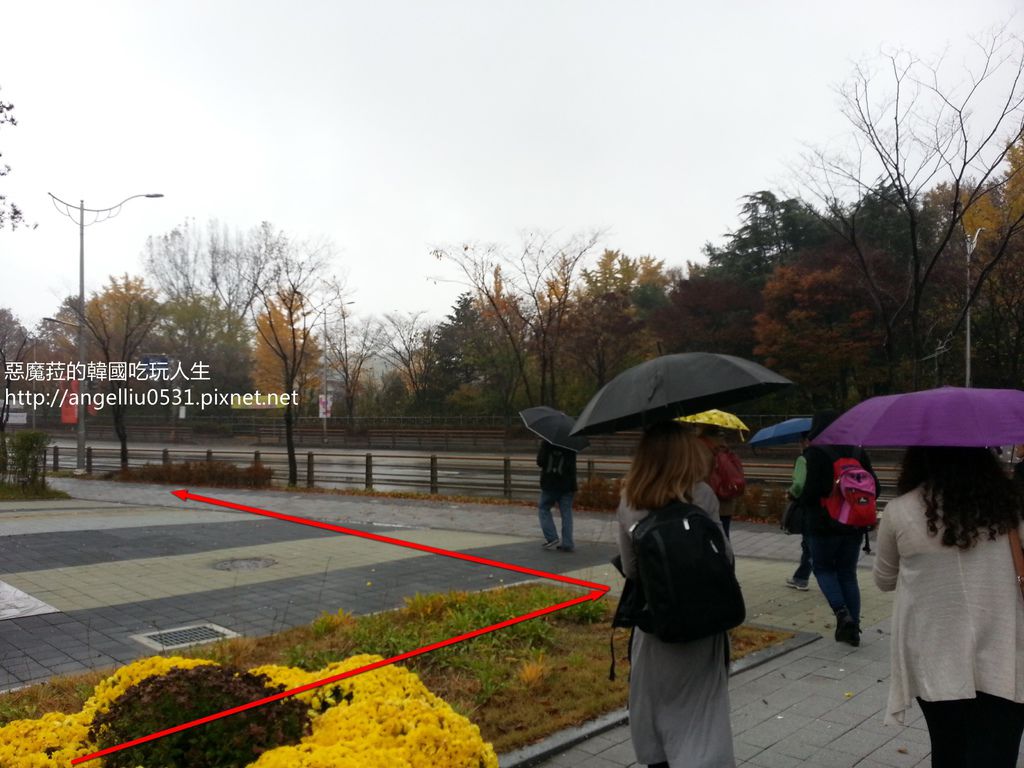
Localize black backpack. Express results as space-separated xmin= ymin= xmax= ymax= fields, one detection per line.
xmin=626 ymin=500 xmax=746 ymax=643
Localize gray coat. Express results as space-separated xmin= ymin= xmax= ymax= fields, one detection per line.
xmin=615 ymin=483 xmax=736 ymax=767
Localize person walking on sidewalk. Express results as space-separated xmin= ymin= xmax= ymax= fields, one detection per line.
xmin=698 ymin=425 xmax=745 ymax=539
xmin=536 ymin=440 xmax=577 ymax=552
xmin=615 ymin=422 xmax=735 ymax=768
xmin=796 ymin=409 xmax=879 ymax=647
xmin=874 ymin=446 xmax=1024 ymax=767
xmin=784 ymin=434 xmax=813 ymax=591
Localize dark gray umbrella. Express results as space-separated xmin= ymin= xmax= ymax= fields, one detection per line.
xmin=519 ymin=406 xmax=590 ymax=451
xmin=570 ymin=352 xmax=793 ymax=436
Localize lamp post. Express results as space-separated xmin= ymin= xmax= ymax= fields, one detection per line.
xmin=965 ymin=227 xmax=983 ymax=388
xmin=47 ymin=192 xmax=163 ymax=469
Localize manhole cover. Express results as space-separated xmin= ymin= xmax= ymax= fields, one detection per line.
xmin=212 ymin=557 xmax=277 ymax=571
xmin=132 ymin=623 xmax=238 ymax=651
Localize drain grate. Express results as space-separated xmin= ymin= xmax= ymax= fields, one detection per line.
xmin=131 ymin=623 xmax=238 ymax=651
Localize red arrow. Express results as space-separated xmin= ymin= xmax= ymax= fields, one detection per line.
xmin=71 ymin=489 xmax=610 ymax=765
xmin=168 ymin=488 xmax=607 ymax=591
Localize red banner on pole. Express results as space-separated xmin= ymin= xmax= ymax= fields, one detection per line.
xmin=60 ymin=380 xmax=77 ymax=424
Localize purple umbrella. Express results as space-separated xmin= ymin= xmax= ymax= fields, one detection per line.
xmin=811 ymin=387 xmax=1024 ymax=448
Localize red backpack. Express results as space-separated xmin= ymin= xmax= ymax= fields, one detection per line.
xmin=708 ymin=447 xmax=746 ymax=500
xmin=820 ymin=447 xmax=877 ymax=528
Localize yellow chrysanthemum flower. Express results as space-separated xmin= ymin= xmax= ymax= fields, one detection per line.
xmin=2 ymin=654 xmax=497 ymax=767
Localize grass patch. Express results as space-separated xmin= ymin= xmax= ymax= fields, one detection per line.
xmin=0 ymin=483 xmax=70 ymax=500
xmin=0 ymin=584 xmax=793 ymax=754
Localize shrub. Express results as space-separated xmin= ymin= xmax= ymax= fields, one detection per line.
xmin=89 ymin=665 xmax=309 ymax=768
xmin=191 ymin=422 xmax=235 ymax=437
xmin=2 ymin=430 xmax=50 ymax=489
xmin=763 ymin=485 xmax=788 ymax=522
xmin=118 ymin=460 xmax=273 ymax=488
xmin=737 ymin=483 xmax=764 ymax=518
xmin=574 ymin=475 xmax=622 ymax=511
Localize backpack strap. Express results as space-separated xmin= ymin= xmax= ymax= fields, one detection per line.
xmin=609 ymin=625 xmax=636 ymax=682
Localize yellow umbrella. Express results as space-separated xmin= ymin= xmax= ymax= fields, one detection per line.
xmin=677 ymin=409 xmax=749 ymax=433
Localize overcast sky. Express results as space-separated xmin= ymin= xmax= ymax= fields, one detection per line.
xmin=1 ymin=1 xmax=1021 ymax=330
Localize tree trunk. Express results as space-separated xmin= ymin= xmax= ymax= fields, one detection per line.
xmin=113 ymin=404 xmax=129 ymax=470
xmin=284 ymin=401 xmax=297 ymax=486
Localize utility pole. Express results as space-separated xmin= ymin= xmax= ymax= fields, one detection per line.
xmin=965 ymin=228 xmax=983 ymax=388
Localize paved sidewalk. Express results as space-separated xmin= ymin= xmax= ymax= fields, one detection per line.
xmin=0 ymin=483 xmax=619 ymax=688
xmin=4 ymin=480 xmax=1021 ymax=766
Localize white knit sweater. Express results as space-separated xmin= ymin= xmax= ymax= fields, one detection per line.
xmin=873 ymin=487 xmax=1024 ymax=724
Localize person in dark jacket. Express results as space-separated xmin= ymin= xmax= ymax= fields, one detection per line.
xmin=537 ymin=441 xmax=577 ymax=552
xmin=796 ymin=409 xmax=879 ymax=647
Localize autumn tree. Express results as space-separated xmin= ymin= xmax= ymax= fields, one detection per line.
xmin=649 ymin=269 xmax=763 ymax=359
xmin=434 ymin=229 xmax=602 ymax=408
xmin=755 ymin=250 xmax=884 ymax=407
xmin=561 ymin=250 xmax=662 ymax=399
xmin=252 ymin=299 xmax=322 ymax=409
xmin=957 ymin=138 xmax=1024 ymax=385
xmin=798 ymin=30 xmax=1024 ymax=387
xmin=249 ymin=229 xmax=328 ymax=485
xmin=81 ymin=275 xmax=162 ymax=468
xmin=966 ymin=240 xmax=1024 ymax=386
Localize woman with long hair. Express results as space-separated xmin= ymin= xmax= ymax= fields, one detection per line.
xmin=616 ymin=421 xmax=735 ymax=768
xmin=874 ymin=446 xmax=1024 ymax=767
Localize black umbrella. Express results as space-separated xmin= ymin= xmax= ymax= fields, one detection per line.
xmin=570 ymin=352 xmax=793 ymax=436
xmin=519 ymin=406 xmax=590 ymax=452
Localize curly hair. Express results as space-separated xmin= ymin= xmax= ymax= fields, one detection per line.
xmin=897 ymin=446 xmax=1023 ymax=549
xmin=622 ymin=421 xmax=711 ymax=511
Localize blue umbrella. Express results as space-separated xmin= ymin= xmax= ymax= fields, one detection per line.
xmin=749 ymin=417 xmax=812 ymax=447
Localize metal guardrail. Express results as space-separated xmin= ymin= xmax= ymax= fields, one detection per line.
xmin=52 ymin=446 xmax=900 ymax=506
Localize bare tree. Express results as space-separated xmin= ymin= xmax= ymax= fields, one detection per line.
xmin=433 ymin=229 xmax=603 ymax=407
xmin=0 ymin=89 xmax=32 ymax=231
xmin=379 ymin=311 xmax=440 ymax=410
xmin=144 ymin=218 xmax=274 ymax=320
xmin=796 ymin=30 xmax=1024 ymax=387
xmin=325 ymin=304 xmax=384 ymax=423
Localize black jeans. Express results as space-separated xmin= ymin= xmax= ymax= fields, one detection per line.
xmin=917 ymin=692 xmax=1024 ymax=767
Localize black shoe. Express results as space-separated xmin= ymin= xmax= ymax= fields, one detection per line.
xmin=834 ymin=610 xmax=860 ymax=647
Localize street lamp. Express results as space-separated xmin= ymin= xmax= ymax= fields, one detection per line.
xmin=47 ymin=192 xmax=164 ymax=469
xmin=965 ymin=227 xmax=983 ymax=388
